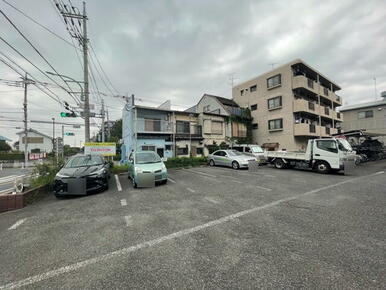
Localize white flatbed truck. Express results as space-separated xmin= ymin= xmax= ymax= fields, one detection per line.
xmin=265 ymin=138 xmax=356 ymax=174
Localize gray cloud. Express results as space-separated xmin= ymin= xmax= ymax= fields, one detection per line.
xmin=0 ymin=0 xmax=385 ymax=143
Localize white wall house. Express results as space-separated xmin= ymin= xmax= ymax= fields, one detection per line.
xmin=17 ymin=129 xmax=53 ymax=153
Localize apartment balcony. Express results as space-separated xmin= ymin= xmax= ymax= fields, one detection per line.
xmin=293 ymin=75 xmax=342 ymax=106
xmin=294 ymin=123 xmax=319 ymax=137
xmin=175 ymin=125 xmax=203 ymax=139
xmin=136 ymin=118 xmax=173 ymax=134
xmin=320 ymin=106 xmax=333 ymax=120
xmin=332 ymin=111 xmax=343 ymax=121
xmin=293 ymin=99 xmax=319 ymax=116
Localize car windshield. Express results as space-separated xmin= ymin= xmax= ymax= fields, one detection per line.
xmin=227 ymin=150 xmax=243 ymax=156
xmin=251 ymin=146 xmax=264 ymax=153
xmin=135 ymin=152 xmax=161 ymax=164
xmin=337 ymin=139 xmax=353 ymax=152
xmin=65 ymin=155 xmax=103 ymax=168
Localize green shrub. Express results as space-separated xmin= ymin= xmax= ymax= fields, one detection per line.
xmin=164 ymin=156 xmax=207 ymax=168
xmin=111 ymin=164 xmax=128 ymax=174
xmin=30 ymin=163 xmax=61 ymax=188
xmin=0 ymin=153 xmax=24 ymax=161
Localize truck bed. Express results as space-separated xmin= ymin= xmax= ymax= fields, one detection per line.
xmin=265 ymin=151 xmax=311 ymax=161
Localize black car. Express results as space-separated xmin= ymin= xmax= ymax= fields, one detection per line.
xmin=53 ymin=154 xmax=110 ymax=198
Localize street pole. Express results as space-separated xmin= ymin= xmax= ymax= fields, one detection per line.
xmin=101 ymin=99 xmax=105 ymax=142
xmin=106 ymin=108 xmax=110 ymax=140
xmin=62 ymin=125 xmax=64 ymax=158
xmin=52 ymin=117 xmax=55 ymax=163
xmin=23 ymin=73 xmax=28 ymax=167
xmin=82 ymin=1 xmax=90 ymax=142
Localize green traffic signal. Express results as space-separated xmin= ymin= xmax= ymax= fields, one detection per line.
xmin=60 ymin=112 xmax=69 ymax=117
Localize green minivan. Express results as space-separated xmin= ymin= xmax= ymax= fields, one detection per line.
xmin=128 ymin=151 xmax=168 ymax=188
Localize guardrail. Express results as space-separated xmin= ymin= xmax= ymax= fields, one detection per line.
xmin=0 ymin=174 xmax=32 ymax=195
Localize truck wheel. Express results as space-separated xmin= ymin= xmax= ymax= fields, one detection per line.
xmin=274 ymin=158 xmax=286 ymax=169
xmin=314 ymin=161 xmax=330 ymax=174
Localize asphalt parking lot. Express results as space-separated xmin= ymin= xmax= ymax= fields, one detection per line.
xmin=0 ymin=161 xmax=385 ymax=289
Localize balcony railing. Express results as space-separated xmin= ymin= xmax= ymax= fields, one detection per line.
xmin=227 ymin=106 xmax=251 ymax=118
xmin=175 ymin=125 xmax=202 ymax=138
xmin=136 ymin=118 xmax=173 ymax=133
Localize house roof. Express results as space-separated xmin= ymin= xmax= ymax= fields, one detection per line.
xmin=16 ymin=128 xmax=53 ymax=140
xmin=202 ymin=94 xmax=239 ymax=107
xmin=338 ymin=99 xmax=386 ymax=112
xmin=0 ymin=135 xmax=11 ymax=141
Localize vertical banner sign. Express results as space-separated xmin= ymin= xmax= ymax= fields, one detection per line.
xmin=84 ymin=142 xmax=116 ymax=156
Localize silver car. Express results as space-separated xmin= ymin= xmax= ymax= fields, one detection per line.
xmin=208 ymin=149 xmax=257 ymax=169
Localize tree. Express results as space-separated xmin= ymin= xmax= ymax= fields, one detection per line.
xmin=0 ymin=141 xmax=11 ymax=152
xmin=108 ymin=119 xmax=122 ymax=143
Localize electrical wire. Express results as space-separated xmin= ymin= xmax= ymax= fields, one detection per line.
xmin=0 ymin=8 xmax=78 ymax=100
xmin=1 ymin=0 xmax=79 ymax=50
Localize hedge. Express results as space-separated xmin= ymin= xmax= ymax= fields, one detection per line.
xmin=164 ymin=157 xmax=207 ymax=168
xmin=0 ymin=153 xmax=24 ymax=161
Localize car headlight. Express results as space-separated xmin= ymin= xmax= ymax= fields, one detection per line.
xmin=89 ymin=168 xmax=106 ymax=176
xmin=161 ymin=163 xmax=166 ymax=171
xmin=56 ymin=173 xmax=69 ymax=178
xmin=135 ymin=167 xmax=142 ymax=173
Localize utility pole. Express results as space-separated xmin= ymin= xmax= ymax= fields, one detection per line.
xmin=58 ymin=1 xmax=90 ymax=141
xmin=62 ymin=125 xmax=64 ymax=158
xmin=106 ymin=108 xmax=110 ymax=140
xmin=374 ymin=77 xmax=378 ymax=101
xmin=23 ymin=73 xmax=28 ymax=167
xmin=52 ymin=118 xmax=55 ymax=159
xmin=82 ymin=1 xmax=90 ymax=142
xmin=101 ymin=99 xmax=105 ymax=142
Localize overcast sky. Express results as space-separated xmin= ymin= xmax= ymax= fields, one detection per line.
xmin=0 ymin=0 xmax=385 ymax=145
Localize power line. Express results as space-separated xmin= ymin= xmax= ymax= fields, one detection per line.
xmin=1 ymin=0 xmax=79 ymax=49
xmin=0 ymin=7 xmax=77 ymax=100
xmin=0 ymin=37 xmax=80 ymax=104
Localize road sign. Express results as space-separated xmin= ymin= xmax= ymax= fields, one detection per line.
xmin=65 ymin=132 xmax=75 ymax=136
xmin=84 ymin=142 xmax=116 ymax=156
xmin=80 ymin=112 xmax=96 ymax=117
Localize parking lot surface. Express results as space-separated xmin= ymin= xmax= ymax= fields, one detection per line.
xmin=0 ymin=161 xmax=385 ymax=289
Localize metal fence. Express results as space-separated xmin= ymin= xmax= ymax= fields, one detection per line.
xmin=0 ymin=174 xmax=32 ymax=195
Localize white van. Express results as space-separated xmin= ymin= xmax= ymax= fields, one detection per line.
xmin=231 ymin=144 xmax=267 ymax=163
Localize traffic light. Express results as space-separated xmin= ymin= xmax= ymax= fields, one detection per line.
xmin=60 ymin=112 xmax=77 ymax=117
xmin=64 ymin=132 xmax=75 ymax=136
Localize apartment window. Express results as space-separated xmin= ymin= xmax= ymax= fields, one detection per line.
xmin=324 ymin=87 xmax=329 ymax=96
xmin=251 ymin=104 xmax=257 ymax=111
xmin=358 ymin=110 xmax=373 ymax=119
xmin=142 ymin=145 xmax=156 ymax=151
xmin=250 ymin=85 xmax=257 ymax=92
xmin=324 ymin=107 xmax=330 ymax=115
xmin=267 ymin=96 xmax=282 ymax=110
xmin=240 ymin=89 xmax=244 ymax=96
xmin=165 ymin=145 xmax=172 ymax=150
xmin=176 ymin=121 xmax=190 ymax=134
xmin=307 ymin=78 xmax=314 ymax=89
xmin=232 ymin=122 xmax=247 ymax=137
xmin=196 ymin=148 xmax=203 ymax=155
xmin=252 ymin=123 xmax=258 ymax=130
xmin=268 ymin=118 xmax=283 ymax=130
xmin=337 ymin=112 xmax=341 ymax=119
xmin=211 ymin=121 xmax=223 ymax=134
xmin=267 ymin=74 xmax=281 ymax=88
xmin=144 ymin=118 xmax=161 ymax=132
xmin=308 ymin=102 xmax=315 ymax=110
xmin=177 ymin=147 xmax=188 ymax=155
xmin=309 ymin=124 xmax=316 ymax=133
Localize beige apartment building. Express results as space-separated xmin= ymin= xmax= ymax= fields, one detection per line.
xmin=232 ymin=58 xmax=343 ymax=151
xmin=339 ymin=96 xmax=386 ymax=144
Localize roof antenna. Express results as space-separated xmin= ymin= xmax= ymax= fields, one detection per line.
xmin=269 ymin=63 xmax=277 ymax=70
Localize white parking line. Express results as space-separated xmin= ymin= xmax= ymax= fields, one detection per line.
xmin=114 ymin=174 xmax=122 ymax=191
xmin=204 ymin=197 xmax=219 ymax=204
xmin=120 ymin=199 xmax=127 ymax=206
xmin=8 ymin=218 xmax=27 ymax=230
xmin=124 ymin=215 xmax=132 ymax=227
xmin=187 ymin=187 xmax=195 ymax=193
xmin=167 ymin=177 xmax=176 ymax=183
xmin=0 ymin=171 xmax=381 ymax=289
xmin=230 ymin=179 xmax=242 ymax=184
xmin=254 ymin=185 xmax=272 ymax=191
xmin=183 ymin=169 xmax=217 ymax=178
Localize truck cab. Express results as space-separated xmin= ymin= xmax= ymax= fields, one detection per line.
xmin=266 ymin=138 xmax=356 ymax=174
